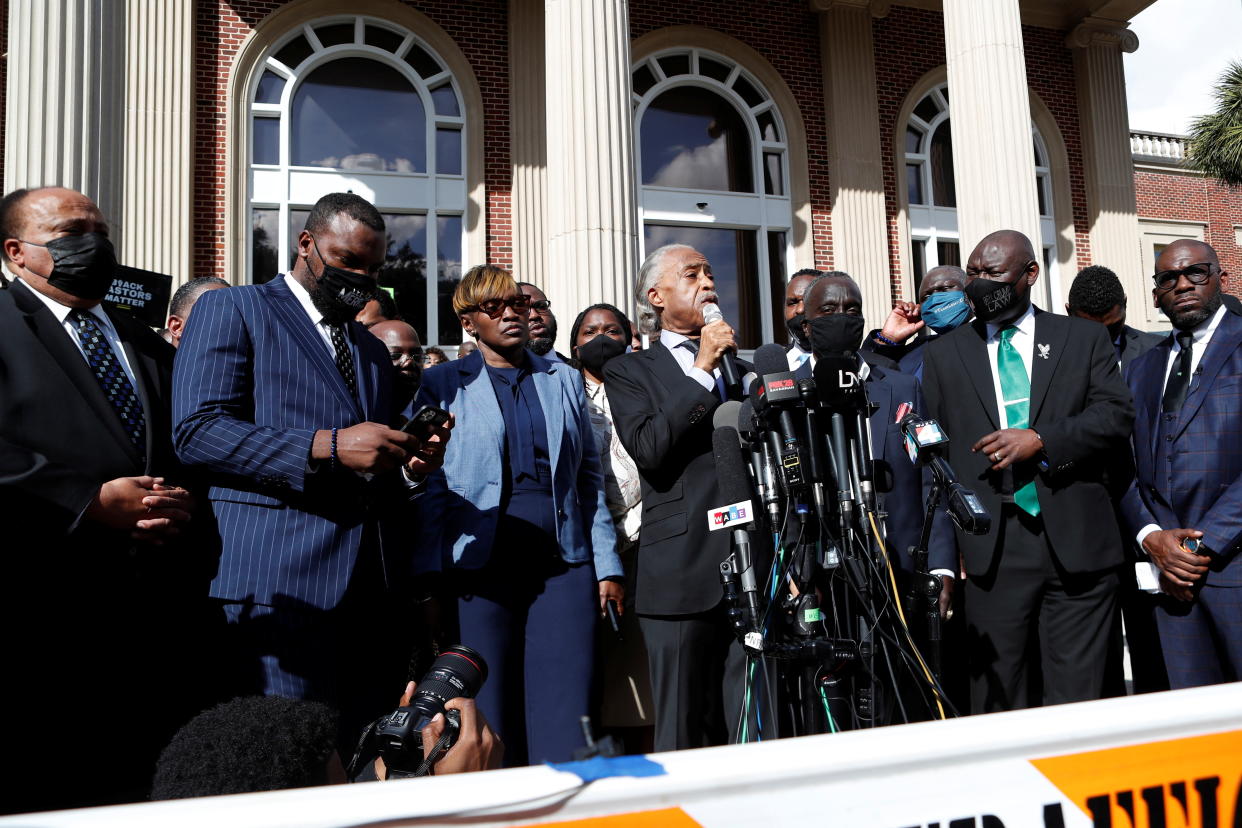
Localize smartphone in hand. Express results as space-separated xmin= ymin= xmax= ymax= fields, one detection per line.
xmin=401 ymin=405 xmax=450 ymax=441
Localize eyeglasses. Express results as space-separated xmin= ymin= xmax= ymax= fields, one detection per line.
xmin=529 ymin=299 xmax=552 ymax=312
xmin=1153 ymin=262 xmax=1216 ymax=291
xmin=466 ymin=294 xmax=532 ymax=318
xmin=390 ymin=350 xmax=423 ymax=365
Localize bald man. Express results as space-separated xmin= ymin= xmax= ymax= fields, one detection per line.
xmin=920 ymin=229 xmax=1134 ymax=713
xmin=0 ymin=187 xmax=207 ymax=811
xmin=1121 ymin=239 xmax=1242 ymax=689
xmin=368 ymin=318 xmax=424 ymax=416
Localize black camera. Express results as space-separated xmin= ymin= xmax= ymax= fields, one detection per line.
xmin=374 ymin=645 xmax=488 ymax=778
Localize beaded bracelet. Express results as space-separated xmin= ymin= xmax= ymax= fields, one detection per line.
xmin=873 ymin=331 xmax=899 ymax=346
xmin=330 ymin=427 xmax=339 ymax=472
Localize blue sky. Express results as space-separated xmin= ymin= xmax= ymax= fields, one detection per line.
xmin=1124 ymin=0 xmax=1242 ymax=134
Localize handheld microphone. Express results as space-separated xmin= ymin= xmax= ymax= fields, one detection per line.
xmin=710 ymin=426 xmax=764 ymax=649
xmin=702 ymin=302 xmax=743 ymax=401
xmin=897 ymin=412 xmax=991 ymax=535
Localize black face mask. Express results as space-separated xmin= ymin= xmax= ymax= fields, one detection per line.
xmin=310 ymin=238 xmax=378 ymax=322
xmin=806 ymin=313 xmax=865 ymax=356
xmin=27 ymin=232 xmax=117 ymax=300
xmin=576 ymin=333 xmax=627 ymax=375
xmin=785 ymin=312 xmax=811 ymax=350
xmin=965 ymin=278 xmax=1022 ymax=324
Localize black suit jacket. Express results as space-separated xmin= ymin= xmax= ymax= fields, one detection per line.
xmin=604 ymin=343 xmax=751 ymax=615
xmin=1118 ymin=324 xmax=1164 ymax=374
xmin=921 ymin=310 xmax=1135 ymax=576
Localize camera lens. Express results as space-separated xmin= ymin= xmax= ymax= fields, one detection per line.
xmin=409 ymin=645 xmax=488 ymax=719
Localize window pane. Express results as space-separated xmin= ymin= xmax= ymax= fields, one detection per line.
xmin=644 ymin=224 xmax=760 ymax=348
xmin=291 ymin=57 xmax=425 ymax=172
xmin=437 ymin=215 xmax=464 ymax=346
xmin=732 ymin=74 xmax=764 ymax=109
xmin=436 ymin=128 xmax=462 ymax=176
xmin=252 ymin=208 xmax=279 ymax=285
xmin=314 ymin=22 xmax=355 ymax=48
xmin=930 ymin=120 xmax=956 ymax=208
xmin=365 ymin=24 xmax=403 ymax=53
xmin=274 ymin=34 xmax=314 ymax=70
xmin=913 ymin=94 xmax=939 ymax=124
xmin=631 ymin=64 xmax=658 ymax=97
xmin=430 ymin=84 xmax=460 ymax=117
xmin=906 ymin=163 xmax=924 ymax=205
xmin=288 ymin=208 xmax=310 ymax=264
xmin=1037 ymin=175 xmax=1049 ymax=217
xmin=658 ymin=53 xmax=691 ymax=78
xmin=911 ymin=239 xmax=926 ymax=294
xmin=756 ymin=109 xmax=779 ymax=142
xmin=698 ymin=56 xmax=731 ymax=83
xmin=905 ymin=125 xmax=922 ymax=155
xmin=378 ymin=214 xmax=429 ymax=340
xmin=763 ymin=152 xmax=784 ymax=196
xmin=937 ymin=240 xmax=960 ymax=267
xmin=255 ymin=70 xmax=285 ymax=104
xmin=641 ymin=86 xmax=753 ymax=192
xmin=767 ymin=231 xmax=788 ymax=346
xmin=253 ymin=117 xmax=279 ymax=165
xmin=403 ymin=44 xmax=441 ymax=80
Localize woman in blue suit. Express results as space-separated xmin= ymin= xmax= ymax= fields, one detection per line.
xmin=415 ymin=265 xmax=623 ymax=765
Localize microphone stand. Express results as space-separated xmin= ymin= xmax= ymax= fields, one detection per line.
xmin=907 ymin=478 xmax=945 ymax=682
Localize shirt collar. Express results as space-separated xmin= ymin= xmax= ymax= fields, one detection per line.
xmin=986 ymin=303 xmax=1037 ymax=342
xmin=283 ymin=273 xmax=325 ymax=327
xmin=1186 ymin=302 xmax=1228 ymax=346
xmin=16 ymin=276 xmax=111 ymax=327
xmin=659 ymin=329 xmax=692 ymax=351
xmin=585 ymin=375 xmax=605 ymax=400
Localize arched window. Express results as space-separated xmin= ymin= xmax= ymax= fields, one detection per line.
xmin=633 ymin=48 xmax=792 ymax=348
xmin=904 ymin=84 xmax=1059 ymax=303
xmin=247 ymin=15 xmax=466 ymax=345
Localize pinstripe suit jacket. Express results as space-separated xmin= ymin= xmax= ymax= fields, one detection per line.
xmin=412 ymin=351 xmax=622 ymax=580
xmin=172 ymin=276 xmax=410 ymax=610
xmin=1122 ymin=307 xmax=1242 ymax=585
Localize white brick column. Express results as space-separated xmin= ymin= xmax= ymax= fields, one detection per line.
xmin=942 ymin=0 xmax=1042 ymax=253
xmin=544 ymin=0 xmax=638 ymax=349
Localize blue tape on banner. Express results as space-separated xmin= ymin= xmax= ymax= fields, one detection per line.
xmin=546 ymin=755 xmax=667 ymax=782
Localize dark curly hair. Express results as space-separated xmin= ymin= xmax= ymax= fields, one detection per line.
xmin=568 ymin=303 xmax=633 ymax=351
xmin=1067 ymin=265 xmax=1126 ymax=316
xmin=150 ymin=696 xmax=339 ymax=800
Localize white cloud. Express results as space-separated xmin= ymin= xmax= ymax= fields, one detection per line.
xmin=1125 ymin=0 xmax=1242 ymax=135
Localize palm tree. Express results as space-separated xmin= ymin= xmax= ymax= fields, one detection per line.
xmin=1186 ymin=61 xmax=1242 ymax=187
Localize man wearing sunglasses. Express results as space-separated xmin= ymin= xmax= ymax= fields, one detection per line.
xmin=1120 ymin=239 xmax=1242 ymax=689
xmin=518 ymin=281 xmax=565 ymax=361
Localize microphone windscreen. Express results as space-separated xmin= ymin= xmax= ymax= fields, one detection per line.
xmin=813 ymin=353 xmax=863 ymax=409
xmin=738 ymin=399 xmax=756 ymax=436
xmin=702 ymin=302 xmax=724 ymax=325
xmin=714 ymin=399 xmax=743 ymax=432
xmin=753 ymin=343 xmax=788 ymax=378
xmin=712 ymin=426 xmax=753 ymax=506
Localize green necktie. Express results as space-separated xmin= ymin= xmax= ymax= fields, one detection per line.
xmin=998 ymin=326 xmax=1040 ymax=517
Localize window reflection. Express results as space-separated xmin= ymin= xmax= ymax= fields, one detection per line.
xmin=641 ymin=86 xmax=753 ymax=193
xmin=288 ymin=208 xmax=310 ymax=266
xmin=644 ymin=224 xmax=760 ymax=348
xmin=930 ymin=121 xmax=956 ymax=208
xmin=290 ymin=57 xmax=426 ymax=172
xmin=253 ymin=117 xmax=279 ymax=165
xmin=378 ymin=214 xmax=429 ymax=340
xmin=437 ymin=216 xmax=463 ymax=345
xmin=252 ymin=208 xmax=279 ymax=285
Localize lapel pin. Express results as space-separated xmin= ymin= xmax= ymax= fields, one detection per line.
xmin=1037 ymin=343 xmax=1051 ymax=360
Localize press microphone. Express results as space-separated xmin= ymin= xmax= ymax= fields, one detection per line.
xmin=702 ymin=302 xmax=743 ymax=401
xmin=710 ymin=426 xmax=764 ymax=650
xmin=897 ymin=412 xmax=991 ymax=535
xmin=738 ymin=399 xmax=778 ymax=524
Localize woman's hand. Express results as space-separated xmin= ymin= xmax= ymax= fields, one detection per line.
xmin=599 ymin=579 xmax=625 ymax=617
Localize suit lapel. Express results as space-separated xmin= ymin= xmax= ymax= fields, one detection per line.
xmin=865 ymin=368 xmax=892 ymax=462
xmin=1174 ymin=311 xmax=1242 ymax=440
xmin=458 ymin=353 xmax=505 ymax=457
xmin=956 ymin=322 xmax=1000 ymax=429
xmin=649 ymin=339 xmax=698 ymax=393
xmin=1131 ymin=339 xmax=1169 ymax=470
xmin=11 ymin=281 xmax=142 ymax=465
xmin=1028 ymin=310 xmax=1069 ymax=424
xmin=348 ymin=320 xmax=380 ymax=420
xmin=264 ymin=279 xmax=362 ymax=418
xmin=532 ymin=357 xmax=565 ymax=474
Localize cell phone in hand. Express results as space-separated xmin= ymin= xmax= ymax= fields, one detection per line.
xmin=401 ymin=405 xmax=450 ymax=441
xmin=605 ymin=599 xmax=622 ymax=638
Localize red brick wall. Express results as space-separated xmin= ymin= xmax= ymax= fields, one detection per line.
xmin=628 ymin=0 xmax=834 ymax=270
xmin=1136 ymin=168 xmax=1242 ymax=277
xmin=873 ymin=7 xmax=1091 ymax=304
xmin=192 ymin=0 xmax=510 ymax=281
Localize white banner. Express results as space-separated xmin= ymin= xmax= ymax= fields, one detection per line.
xmin=8 ymin=683 xmax=1241 ymax=828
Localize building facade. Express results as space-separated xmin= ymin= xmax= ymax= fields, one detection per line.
xmin=3 ymin=0 xmax=1240 ymax=349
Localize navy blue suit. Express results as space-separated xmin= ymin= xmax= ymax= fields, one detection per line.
xmin=1121 ymin=307 xmax=1242 ymax=687
xmin=173 ymin=276 xmax=416 ymax=733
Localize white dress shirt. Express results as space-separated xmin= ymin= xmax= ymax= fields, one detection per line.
xmin=284 ymin=273 xmax=359 ymax=376
xmin=984 ymin=303 xmax=1037 ymax=428
xmin=660 ymin=328 xmax=721 ymax=395
xmin=787 ymin=342 xmax=811 ymax=371
xmin=17 ymin=277 xmax=138 ymax=387
xmin=1135 ymin=302 xmax=1230 ymax=555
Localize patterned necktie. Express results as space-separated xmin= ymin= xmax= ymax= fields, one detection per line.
xmin=679 ymin=338 xmax=725 ymax=402
xmin=1162 ymin=331 xmax=1195 ymax=413
xmin=68 ymin=309 xmax=146 ymax=456
xmin=329 ymin=324 xmax=360 ymax=404
xmin=998 ymin=326 xmax=1039 ymax=517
